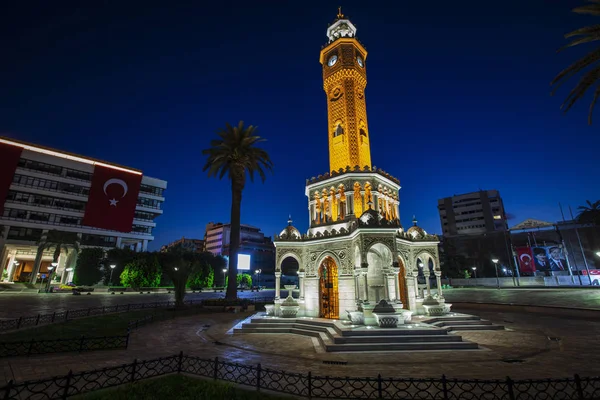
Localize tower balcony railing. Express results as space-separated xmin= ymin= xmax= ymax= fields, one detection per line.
xmin=306 ymin=165 xmax=400 ymax=186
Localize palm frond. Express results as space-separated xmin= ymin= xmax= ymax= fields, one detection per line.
xmin=573 ymin=3 xmax=600 ymax=16
xmin=551 ymin=48 xmax=600 ymax=91
xmin=560 ymin=65 xmax=600 ymax=113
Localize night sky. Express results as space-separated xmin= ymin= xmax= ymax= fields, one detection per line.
xmin=1 ymin=1 xmax=598 ymax=250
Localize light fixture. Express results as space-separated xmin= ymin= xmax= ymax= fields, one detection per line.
xmin=110 ymin=264 xmax=116 ymax=269
xmin=596 ymin=251 xmax=600 ymax=258
xmin=66 ymin=267 xmax=73 ymax=272
xmin=47 ymin=266 xmax=54 ymax=271
xmin=471 ymin=267 xmax=476 ymax=270
xmin=492 ymin=258 xmax=499 ymax=264
xmin=223 ymin=268 xmax=227 ymax=272
xmin=51 ymin=262 xmax=58 ymax=267
xmin=174 ymin=267 xmax=178 ymax=271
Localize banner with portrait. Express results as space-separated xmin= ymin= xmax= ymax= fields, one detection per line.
xmin=531 ymin=246 xmax=568 ymax=272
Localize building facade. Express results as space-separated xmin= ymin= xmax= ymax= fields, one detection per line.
xmin=0 ymin=137 xmax=167 ymax=284
xmin=160 ymin=237 xmax=204 ymax=253
xmin=203 ymin=222 xmax=275 ymax=273
xmin=438 ymin=190 xmax=508 ymax=237
xmin=273 ymin=11 xmax=445 ymax=319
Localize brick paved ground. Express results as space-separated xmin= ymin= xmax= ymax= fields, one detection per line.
xmin=1 ymin=287 xmax=600 ymax=319
xmin=2 ymin=307 xmax=600 ymax=384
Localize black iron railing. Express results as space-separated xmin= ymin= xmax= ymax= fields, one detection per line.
xmin=0 ymin=334 xmax=128 ymax=358
xmin=1 ymin=353 xmax=599 ymax=399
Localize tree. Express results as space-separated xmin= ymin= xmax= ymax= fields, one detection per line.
xmin=551 ymin=1 xmax=600 ymax=125
xmin=103 ymin=248 xmax=138 ymax=285
xmin=120 ymin=254 xmax=161 ymax=289
xmin=225 ymin=273 xmax=253 ymax=288
xmin=158 ymin=247 xmax=216 ymax=308
xmin=202 ymin=121 xmax=273 ymax=300
xmin=577 ymin=199 xmax=600 ymax=225
xmin=73 ymin=248 xmax=104 ymax=285
xmin=37 ymin=230 xmax=79 ymax=290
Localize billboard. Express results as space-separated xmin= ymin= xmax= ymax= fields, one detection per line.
xmin=518 ymin=246 xmax=568 ymax=274
xmin=238 ymin=254 xmax=251 ymax=271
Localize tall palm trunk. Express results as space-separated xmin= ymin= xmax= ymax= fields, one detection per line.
xmin=227 ymin=169 xmax=244 ymax=300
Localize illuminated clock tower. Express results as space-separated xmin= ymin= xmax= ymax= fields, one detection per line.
xmin=320 ymin=8 xmax=372 ymax=173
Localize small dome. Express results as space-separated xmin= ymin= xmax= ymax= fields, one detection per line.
xmin=407 ymin=215 xmax=425 ymax=239
xmin=279 ymin=215 xmax=301 ymax=239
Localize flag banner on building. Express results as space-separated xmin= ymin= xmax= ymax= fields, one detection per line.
xmin=516 ymin=247 xmax=535 ymax=274
xmin=0 ymin=141 xmax=23 ymax=215
xmin=582 ymin=270 xmax=600 ymax=285
xmin=82 ymin=165 xmax=142 ymax=233
xmin=532 ymin=245 xmax=568 ymax=272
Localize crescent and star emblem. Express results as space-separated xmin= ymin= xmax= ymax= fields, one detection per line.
xmin=103 ymin=178 xmax=129 ymax=207
xmin=519 ymin=254 xmax=532 ymax=264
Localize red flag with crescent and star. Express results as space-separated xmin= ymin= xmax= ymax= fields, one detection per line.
xmin=82 ymin=165 xmax=142 ymax=232
xmin=0 ymin=141 xmax=23 ymax=216
xmin=516 ymin=247 xmax=535 ymax=273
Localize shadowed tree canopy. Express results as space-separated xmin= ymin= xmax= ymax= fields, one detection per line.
xmin=202 ymin=121 xmax=273 ymax=300
xmin=551 ymin=0 xmax=600 ymax=124
xmin=577 ymin=199 xmax=600 ymax=225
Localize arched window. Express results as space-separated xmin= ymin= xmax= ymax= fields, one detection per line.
xmin=333 ymin=124 xmax=344 ymax=137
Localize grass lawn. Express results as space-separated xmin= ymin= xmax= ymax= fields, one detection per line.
xmin=0 ymin=307 xmax=204 ymax=342
xmin=73 ymin=374 xmax=293 ymax=400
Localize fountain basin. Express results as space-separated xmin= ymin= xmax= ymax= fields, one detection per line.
xmin=346 ymin=310 xmax=364 ymax=325
xmin=264 ymin=304 xmax=275 ymax=316
xmin=423 ymin=304 xmax=447 ymax=316
xmin=373 ymin=312 xmax=402 ymax=328
xmin=280 ymin=305 xmax=300 ymax=318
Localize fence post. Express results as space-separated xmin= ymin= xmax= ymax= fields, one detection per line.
xmin=377 ymin=374 xmax=383 ymax=399
xmin=256 ymin=363 xmax=261 ymax=391
xmin=16 ymin=317 xmax=22 ymax=329
xmin=125 ymin=332 xmax=130 ymax=349
xmin=505 ymin=376 xmax=515 ymax=400
xmin=574 ymin=374 xmax=585 ymax=400
xmin=27 ymin=338 xmax=34 ymax=356
xmin=3 ymin=379 xmax=13 ymax=400
xmin=35 ymin=314 xmax=40 ymax=326
xmin=441 ymin=375 xmax=449 ymax=400
xmin=79 ymin=336 xmax=85 ymax=353
xmin=213 ymin=357 xmax=219 ymax=380
xmin=64 ymin=310 xmax=69 ymax=321
xmin=62 ymin=370 xmax=73 ymax=400
xmin=51 ymin=312 xmax=56 ymax=323
xmin=131 ymin=359 xmax=138 ymax=383
xmin=177 ymin=351 xmax=183 ymax=373
xmin=307 ymin=371 xmax=312 ymax=400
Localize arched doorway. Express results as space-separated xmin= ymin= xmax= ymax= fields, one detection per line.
xmin=318 ymin=257 xmax=339 ymax=319
xmin=398 ymin=258 xmax=409 ymax=309
xmin=281 ymin=257 xmax=299 ymax=287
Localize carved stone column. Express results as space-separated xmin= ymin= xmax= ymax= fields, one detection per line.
xmin=353 ymin=269 xmax=361 ymax=302
xmin=275 ymin=271 xmax=281 ymax=300
xmin=298 ymin=271 xmax=305 ymax=300
xmin=361 ymin=262 xmax=369 ymax=300
xmin=435 ymin=271 xmax=443 ymax=299
xmin=423 ymin=268 xmax=432 ymax=298
xmin=413 ymin=273 xmax=419 ymax=299
xmin=383 ymin=273 xmax=390 ymax=300
xmin=393 ymin=267 xmax=400 ymax=302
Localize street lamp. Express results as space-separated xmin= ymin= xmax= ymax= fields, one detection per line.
xmin=596 ymin=251 xmax=600 ymax=258
xmin=254 ymin=269 xmax=262 ymax=290
xmin=492 ymin=258 xmax=500 ymax=289
xmin=109 ymin=264 xmax=116 ymax=286
xmin=222 ymin=268 xmax=227 ymax=287
xmin=471 ymin=266 xmax=477 ymax=279
xmin=65 ymin=267 xmax=73 ymax=284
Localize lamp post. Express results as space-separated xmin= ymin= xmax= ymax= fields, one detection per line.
xmin=222 ymin=268 xmax=227 ymax=288
xmin=492 ymin=258 xmax=500 ymax=289
xmin=109 ymin=264 xmax=116 ymax=286
xmin=254 ymin=269 xmax=261 ymax=290
xmin=65 ymin=267 xmax=73 ymax=284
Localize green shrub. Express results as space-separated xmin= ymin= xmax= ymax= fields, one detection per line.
xmin=120 ymin=255 xmax=161 ymax=288
xmin=73 ymin=248 xmax=104 ymax=286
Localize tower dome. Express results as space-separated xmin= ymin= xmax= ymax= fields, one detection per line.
xmin=279 ymin=215 xmax=301 ymax=239
xmin=406 ymin=215 xmax=426 ymax=239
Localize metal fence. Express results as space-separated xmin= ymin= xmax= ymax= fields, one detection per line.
xmin=2 ymin=352 xmax=600 ymax=399
xmin=0 ymin=334 xmax=128 ymax=358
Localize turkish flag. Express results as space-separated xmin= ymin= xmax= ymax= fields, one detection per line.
xmin=517 ymin=247 xmax=535 ymax=273
xmin=0 ymin=141 xmax=23 ymax=215
xmin=83 ymin=165 xmax=142 ymax=232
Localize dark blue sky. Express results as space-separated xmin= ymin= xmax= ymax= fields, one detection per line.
xmin=1 ymin=1 xmax=598 ymax=250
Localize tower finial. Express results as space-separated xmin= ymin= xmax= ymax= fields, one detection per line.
xmin=337 ymin=6 xmax=344 ymax=19
xmin=288 ymin=214 xmax=293 ymax=226
xmin=412 ymin=215 xmax=417 ymax=226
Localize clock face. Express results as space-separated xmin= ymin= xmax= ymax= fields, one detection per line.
xmin=357 ymin=57 xmax=364 ymax=68
xmin=328 ymin=55 xmax=338 ymax=67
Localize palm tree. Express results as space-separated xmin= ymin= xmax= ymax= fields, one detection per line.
xmin=37 ymin=230 xmax=80 ymax=291
xmin=202 ymin=121 xmax=273 ymax=300
xmin=577 ymin=200 xmax=600 ymax=225
xmin=551 ymin=0 xmax=600 ymax=124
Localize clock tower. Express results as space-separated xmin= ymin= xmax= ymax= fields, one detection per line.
xmin=320 ymin=8 xmax=372 ymax=173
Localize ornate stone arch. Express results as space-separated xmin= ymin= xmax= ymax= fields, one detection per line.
xmin=413 ymin=249 xmax=437 ymax=275
xmin=316 ymin=250 xmax=342 ymax=271
xmin=277 ymin=251 xmax=302 ymax=271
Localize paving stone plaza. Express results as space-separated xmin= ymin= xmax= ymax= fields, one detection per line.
xmin=1 ymin=288 xmax=600 ymax=384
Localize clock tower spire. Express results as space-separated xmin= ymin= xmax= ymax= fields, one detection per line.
xmin=320 ymin=9 xmax=372 ymax=173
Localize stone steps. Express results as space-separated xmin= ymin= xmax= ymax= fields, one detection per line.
xmin=235 ymin=316 xmax=479 ymax=352
xmin=425 ymin=315 xmax=505 ymax=332
xmin=433 ymin=320 xmax=493 ymax=327
xmin=441 ymin=324 xmax=505 ymax=331
xmin=326 ymin=341 xmax=479 ymax=352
